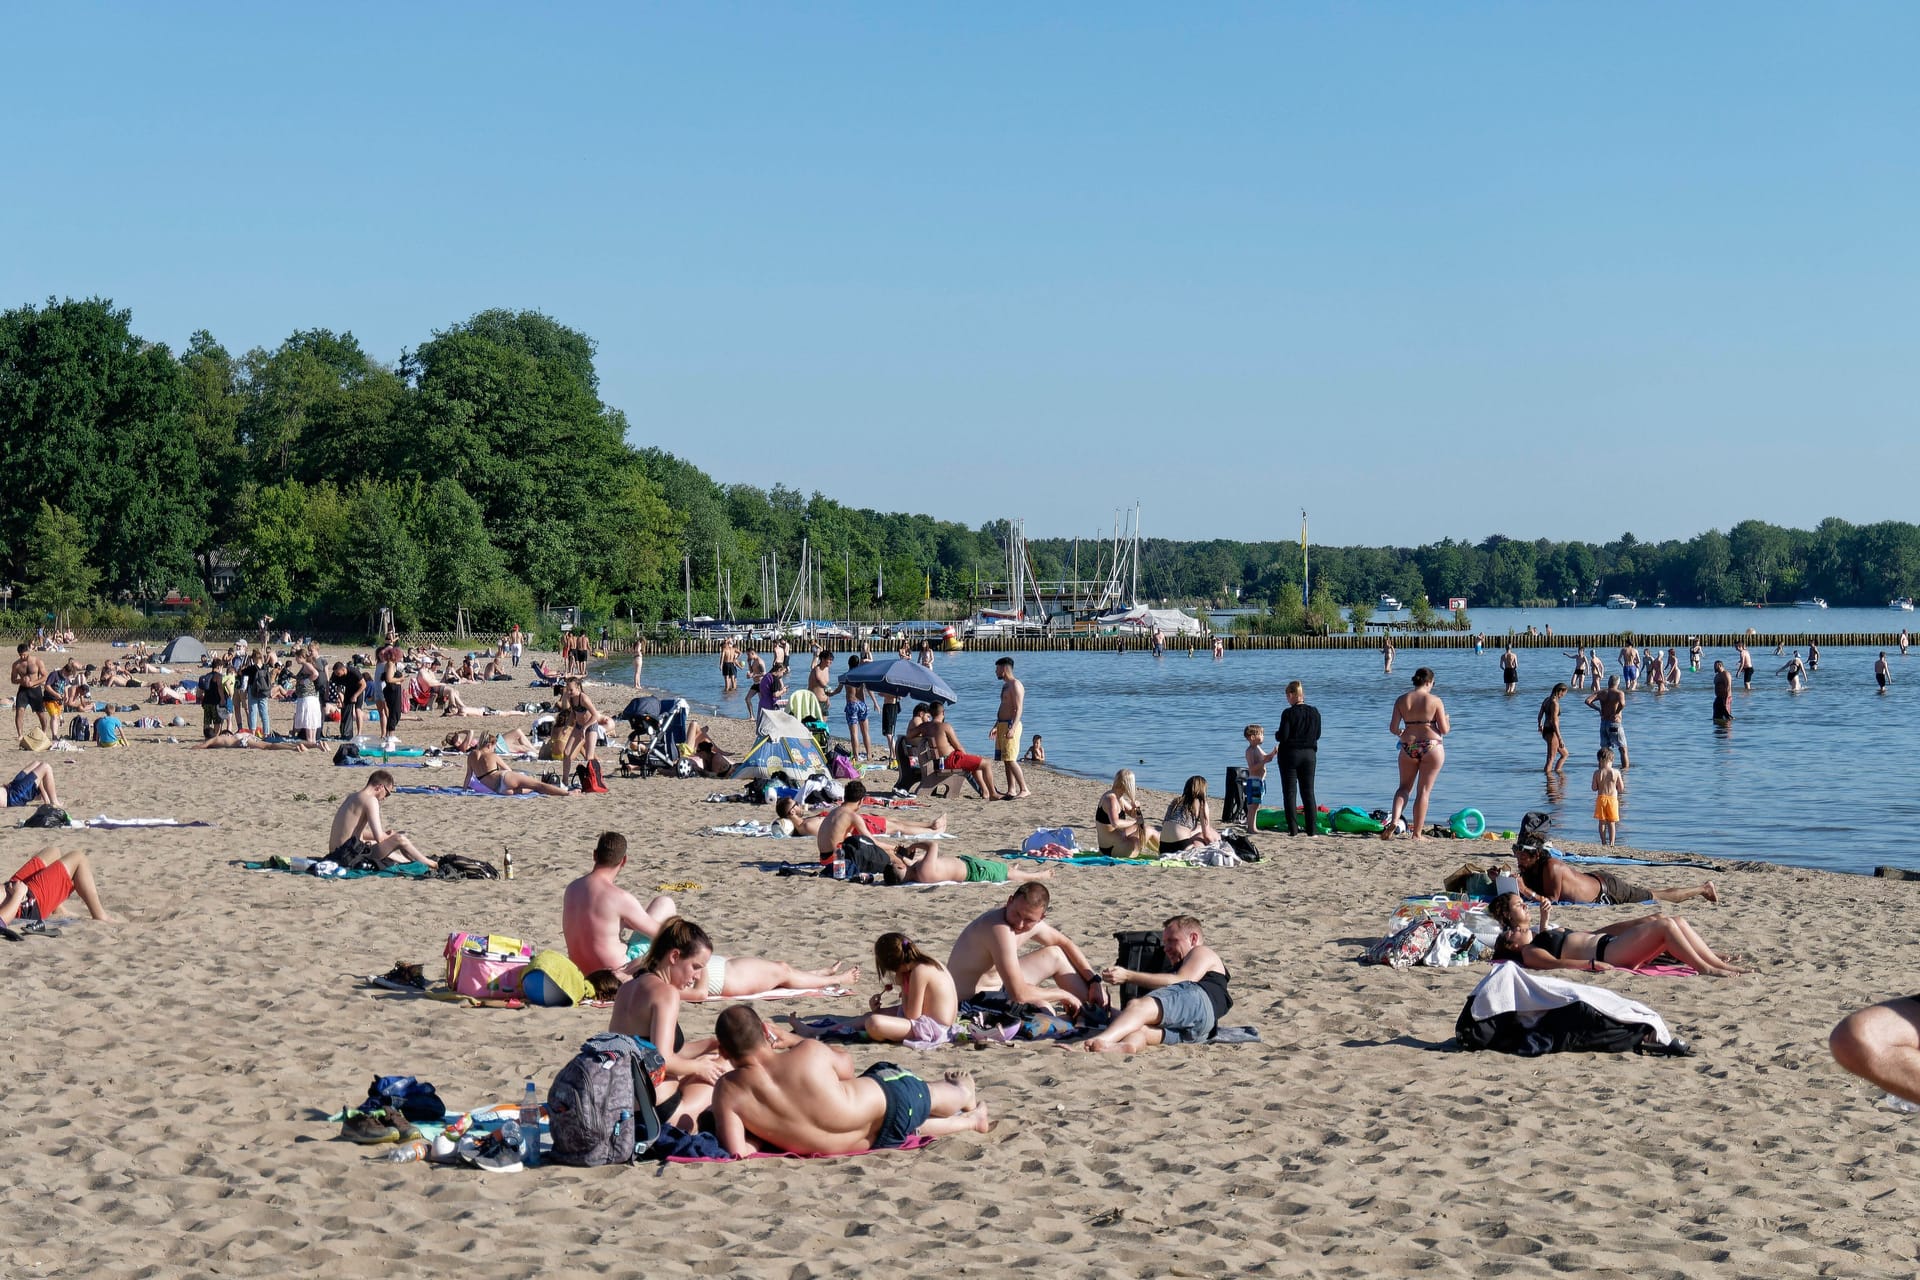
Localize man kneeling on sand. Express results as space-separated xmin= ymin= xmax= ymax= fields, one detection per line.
xmin=710 ymin=1004 xmax=988 ymax=1156
xmin=947 ymin=882 xmax=1109 ymax=1017
xmin=328 ymin=771 xmax=435 ymax=870
xmin=1074 ymin=915 xmax=1231 ymax=1052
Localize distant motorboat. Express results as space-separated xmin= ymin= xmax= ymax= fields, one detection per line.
xmin=1891 ymin=598 xmax=1915 ymax=612
xmin=1604 ymin=594 xmax=1637 ymax=610
xmin=1377 ymin=595 xmax=1402 ymax=612
xmin=1795 ymin=597 xmax=1829 ymax=609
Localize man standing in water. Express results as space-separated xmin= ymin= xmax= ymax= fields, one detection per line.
xmin=1712 ymin=660 xmax=1735 ymax=721
xmin=1877 ymin=651 xmax=1892 ymax=693
xmin=1585 ymin=676 xmax=1629 ymax=770
xmin=1737 ymin=642 xmax=1755 ymax=691
xmin=991 ymin=657 xmax=1029 ymax=799
xmin=1500 ymin=643 xmax=1519 ymax=694
xmin=1381 ymin=635 xmax=1394 ymax=675
xmin=1537 ymin=683 xmax=1568 ymax=773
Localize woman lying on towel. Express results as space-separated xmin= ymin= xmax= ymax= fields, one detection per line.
xmin=615 ymin=924 xmax=857 ymax=1003
xmin=462 ymin=735 xmax=570 ymax=796
xmin=445 ymin=727 xmax=536 ymax=755
xmin=1487 ymin=893 xmax=1748 ymax=978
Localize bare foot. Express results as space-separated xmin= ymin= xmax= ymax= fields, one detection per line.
xmin=1083 ymin=1037 xmax=1128 ymax=1053
xmin=931 ymin=814 xmax=949 ymax=833
xmin=943 ymin=1069 xmax=977 ymax=1109
xmin=1702 ymin=881 xmax=1718 ymax=904
xmin=965 ymin=1102 xmax=992 ymax=1133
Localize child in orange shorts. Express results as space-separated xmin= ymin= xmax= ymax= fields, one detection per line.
xmin=1591 ymin=747 xmax=1625 ymax=846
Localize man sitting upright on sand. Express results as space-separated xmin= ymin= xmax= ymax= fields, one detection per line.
xmin=561 ymin=831 xmax=678 ymax=983
xmin=328 ymin=771 xmax=435 ymax=870
xmin=709 ymin=1004 xmax=988 ymax=1157
xmin=947 ymin=882 xmax=1108 ymax=1017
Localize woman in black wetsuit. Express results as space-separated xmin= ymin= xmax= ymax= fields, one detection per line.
xmin=608 ymin=918 xmax=729 ymax=1126
xmin=1487 ymin=893 xmax=1747 ymax=977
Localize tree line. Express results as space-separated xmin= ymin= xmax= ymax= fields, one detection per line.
xmin=4 ymin=296 xmax=1917 ymax=636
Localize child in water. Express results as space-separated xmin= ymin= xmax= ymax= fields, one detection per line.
xmin=1591 ymin=747 xmax=1625 ymax=846
xmin=1022 ymin=734 xmax=1045 ymax=764
xmin=1243 ymin=724 xmax=1277 ymax=814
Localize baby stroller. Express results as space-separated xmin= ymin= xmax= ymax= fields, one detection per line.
xmin=618 ymin=696 xmax=692 ymax=777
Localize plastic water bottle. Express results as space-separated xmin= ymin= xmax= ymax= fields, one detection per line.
xmin=520 ymin=1079 xmax=540 ymax=1166
xmin=831 ymin=849 xmax=847 ymax=880
xmin=1882 ymin=1093 xmax=1920 ymax=1114
xmin=385 ymin=1138 xmax=429 ymax=1162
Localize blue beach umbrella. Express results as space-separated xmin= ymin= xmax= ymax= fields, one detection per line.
xmin=839 ymin=657 xmax=959 ymax=704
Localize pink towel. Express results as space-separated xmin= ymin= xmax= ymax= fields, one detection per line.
xmin=1628 ymin=962 xmax=1699 ymax=977
xmin=667 ymin=1134 xmax=935 ymax=1163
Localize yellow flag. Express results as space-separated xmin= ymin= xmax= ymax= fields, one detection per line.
xmin=924 ymin=572 xmax=932 ymax=600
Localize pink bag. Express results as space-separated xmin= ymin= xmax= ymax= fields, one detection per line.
xmin=445 ymin=931 xmax=534 ymax=999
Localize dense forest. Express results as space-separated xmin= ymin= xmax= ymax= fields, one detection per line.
xmin=3 ymin=296 xmax=1918 ymax=635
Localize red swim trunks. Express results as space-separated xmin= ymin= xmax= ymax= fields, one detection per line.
xmin=7 ymin=855 xmax=73 ymax=920
xmin=861 ymin=814 xmax=888 ymax=835
xmin=946 ymin=751 xmax=983 ymax=772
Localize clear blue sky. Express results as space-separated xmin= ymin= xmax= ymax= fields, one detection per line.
xmin=4 ymin=4 xmax=1914 ymax=548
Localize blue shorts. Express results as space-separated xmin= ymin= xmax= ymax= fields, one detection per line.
xmin=845 ymin=701 xmax=869 ymax=725
xmin=1623 ymin=665 xmax=1639 ymax=682
xmin=863 ymin=1062 xmax=931 ymax=1148
xmin=1150 ymin=981 xmax=1218 ymax=1044
xmin=1243 ymin=777 xmax=1265 ymax=807
xmin=6 ymin=770 xmax=38 ymax=808
xmin=1600 ymin=721 xmax=1627 ymax=753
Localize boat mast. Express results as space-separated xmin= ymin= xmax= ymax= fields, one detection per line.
xmin=1301 ymin=510 xmax=1310 ymax=607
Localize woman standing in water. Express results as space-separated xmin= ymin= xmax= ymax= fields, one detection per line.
xmin=1383 ymin=667 xmax=1448 ymax=840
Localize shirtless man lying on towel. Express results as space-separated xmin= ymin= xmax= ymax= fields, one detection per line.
xmin=191 ymin=730 xmax=309 ymax=751
xmin=899 ymin=847 xmax=1052 ymax=886
xmin=710 ymin=1004 xmax=988 ymax=1156
xmin=947 ymin=882 xmax=1108 ymax=1017
xmin=327 ymin=772 xmax=435 ymax=870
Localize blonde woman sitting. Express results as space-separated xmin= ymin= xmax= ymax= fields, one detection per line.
xmin=1094 ymin=769 xmax=1155 ymax=856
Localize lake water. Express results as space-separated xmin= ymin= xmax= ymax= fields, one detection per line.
xmin=1352 ymin=604 xmax=1915 ymax=639
xmin=635 ymin=640 xmax=1919 ymax=876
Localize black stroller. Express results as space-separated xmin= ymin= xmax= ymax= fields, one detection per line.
xmin=618 ymin=696 xmax=692 ymax=777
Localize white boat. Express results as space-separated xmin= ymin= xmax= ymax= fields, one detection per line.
xmin=1892 ymin=598 xmax=1915 ymax=612
xmin=1794 ymin=598 xmax=1828 ymax=609
xmin=1604 ymin=594 xmax=1637 ymax=610
xmin=1377 ymin=594 xmax=1402 ymax=612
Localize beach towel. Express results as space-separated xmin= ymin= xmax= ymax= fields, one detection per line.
xmin=240 ymin=859 xmax=432 ymax=880
xmin=666 ymin=1134 xmax=936 ymax=1163
xmin=393 ymin=785 xmax=535 ymax=797
xmin=1556 ymin=851 xmax=1720 ymax=871
xmin=701 ymin=821 xmax=791 ymax=838
xmin=1005 ymin=851 xmax=1180 ymax=868
xmin=336 ymin=759 xmax=433 ymax=769
xmin=730 ymin=986 xmax=853 ymax=1002
xmin=83 ymin=815 xmax=214 ymax=828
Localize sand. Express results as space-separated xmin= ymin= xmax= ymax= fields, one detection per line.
xmin=5 ymin=642 xmax=1920 ymax=1279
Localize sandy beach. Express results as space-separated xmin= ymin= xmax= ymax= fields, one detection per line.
xmin=6 ymin=642 xmax=1920 ymax=1279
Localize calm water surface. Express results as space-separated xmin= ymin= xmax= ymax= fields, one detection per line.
xmin=638 ymin=642 xmax=1920 ymax=875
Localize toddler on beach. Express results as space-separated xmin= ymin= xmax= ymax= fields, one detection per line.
xmin=1243 ymin=724 xmax=1276 ymax=813
xmin=1591 ymin=748 xmax=1625 ymax=845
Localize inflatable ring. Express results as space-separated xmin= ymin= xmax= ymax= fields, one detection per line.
xmin=1449 ymin=808 xmax=1486 ymax=839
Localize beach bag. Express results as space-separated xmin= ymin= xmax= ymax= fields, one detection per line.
xmin=66 ymin=715 xmax=92 ymax=742
xmin=435 ymin=853 xmax=500 ymax=880
xmin=521 ymin=949 xmax=594 ymax=1007
xmin=574 ymin=759 xmax=609 ymax=794
xmin=444 ymin=931 xmax=533 ymax=999
xmin=366 ymin=1075 xmax=447 ymax=1123
xmin=1223 ymin=832 xmax=1262 ymax=864
xmin=1113 ymin=929 xmax=1169 ymax=1005
xmin=547 ymin=1032 xmax=667 ymax=1167
xmin=22 ymin=804 xmax=69 ymax=829
xmin=1023 ymin=827 xmax=1078 ymax=855
xmin=829 ymin=750 xmax=859 ymax=781
xmin=1364 ymin=918 xmax=1441 ymax=969
xmin=17 ymin=726 xmax=51 ymax=752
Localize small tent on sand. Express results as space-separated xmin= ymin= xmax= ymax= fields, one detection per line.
xmin=732 ymin=708 xmax=828 ymax=781
xmin=158 ymin=635 xmax=207 ymax=664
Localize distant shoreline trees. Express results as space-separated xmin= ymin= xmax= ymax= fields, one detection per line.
xmin=3 ymin=296 xmax=1917 ymax=635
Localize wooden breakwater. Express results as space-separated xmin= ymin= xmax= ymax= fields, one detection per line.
xmin=640 ymin=630 xmax=1914 ymax=656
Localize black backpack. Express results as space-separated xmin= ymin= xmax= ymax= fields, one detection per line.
xmin=434 ymin=854 xmax=500 ymax=880
xmin=1113 ymin=929 xmax=1170 ymax=1005
xmin=547 ymin=1032 xmax=668 ymax=1167
xmin=67 ymin=714 xmax=92 ymax=742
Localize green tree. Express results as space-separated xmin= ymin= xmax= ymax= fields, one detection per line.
xmin=232 ymin=480 xmax=319 ymax=608
xmin=412 ymin=477 xmax=507 ymax=627
xmin=337 ymin=481 xmax=427 ymax=628
xmin=23 ymin=502 xmax=101 ymax=615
